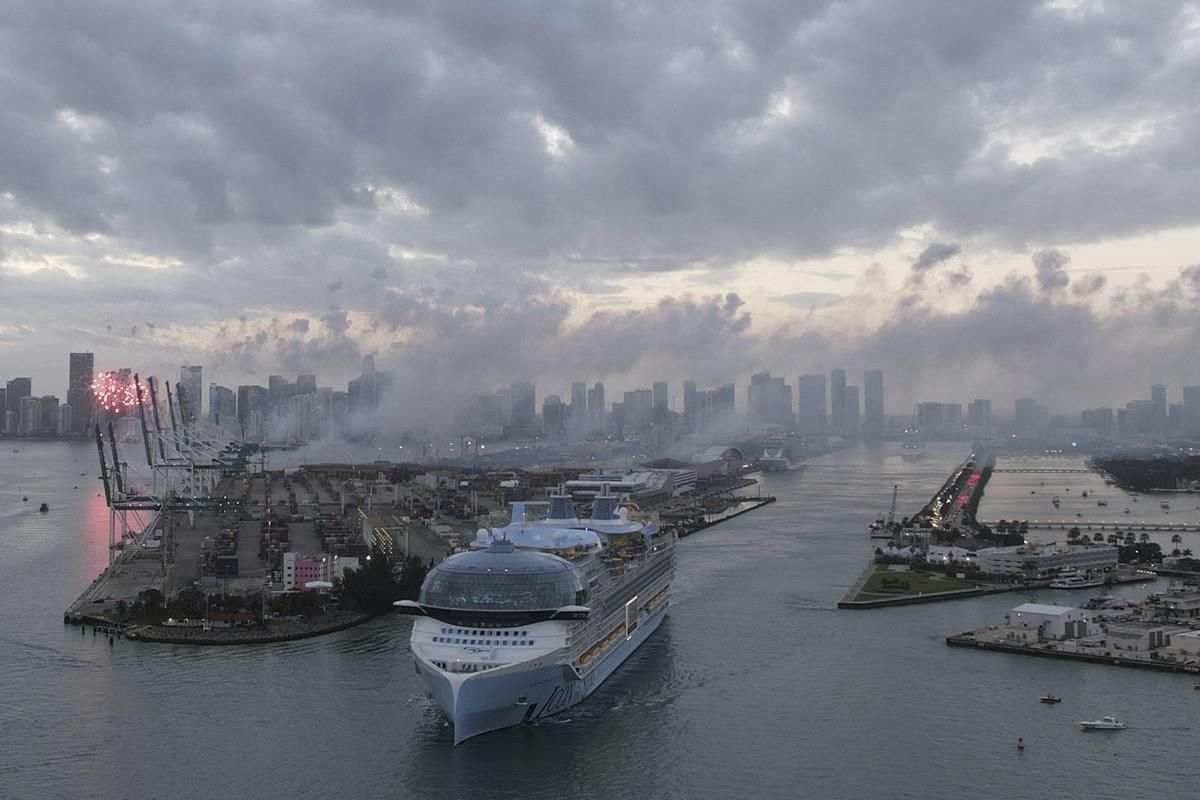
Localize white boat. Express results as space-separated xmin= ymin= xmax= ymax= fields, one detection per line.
xmin=1079 ymin=716 xmax=1125 ymax=730
xmin=1096 ymin=499 xmax=1108 ymax=507
xmin=396 ymin=488 xmax=674 ymax=744
xmin=1049 ymin=574 xmax=1104 ymax=590
xmin=1161 ymin=501 xmax=1170 ymax=510
xmin=759 ymin=434 xmax=805 ymax=472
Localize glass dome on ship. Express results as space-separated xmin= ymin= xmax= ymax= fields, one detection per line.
xmin=419 ymin=541 xmax=588 ymax=615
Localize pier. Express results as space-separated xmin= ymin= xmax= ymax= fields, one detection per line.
xmin=946 ymin=633 xmax=1200 ymax=674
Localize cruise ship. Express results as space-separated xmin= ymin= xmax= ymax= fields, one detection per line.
xmin=395 ymin=488 xmax=674 ymax=744
xmin=760 ymin=434 xmax=804 ymax=471
xmin=900 ymin=428 xmax=927 ymax=460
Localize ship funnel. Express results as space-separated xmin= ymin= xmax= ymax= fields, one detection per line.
xmin=591 ymin=484 xmax=618 ymax=520
xmin=547 ymin=487 xmax=576 ymax=521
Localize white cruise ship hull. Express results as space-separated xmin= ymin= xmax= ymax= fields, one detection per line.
xmin=416 ymin=601 xmax=669 ymax=744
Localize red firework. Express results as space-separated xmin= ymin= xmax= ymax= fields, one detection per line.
xmin=92 ymin=370 xmax=139 ymax=413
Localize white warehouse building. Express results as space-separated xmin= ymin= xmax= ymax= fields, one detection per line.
xmin=976 ymin=544 xmax=1117 ymax=579
xmin=1008 ymin=603 xmax=1094 ymax=641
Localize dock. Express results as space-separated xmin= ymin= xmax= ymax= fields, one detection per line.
xmin=946 ymin=633 xmax=1200 ymax=674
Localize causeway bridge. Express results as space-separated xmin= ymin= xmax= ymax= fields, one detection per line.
xmin=991 ymin=468 xmax=1094 ymax=474
xmin=981 ymin=519 xmax=1200 ymax=532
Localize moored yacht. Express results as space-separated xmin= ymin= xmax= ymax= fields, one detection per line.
xmin=397 ymin=488 xmax=674 ymax=744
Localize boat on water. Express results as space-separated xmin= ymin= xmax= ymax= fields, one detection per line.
xmin=1124 ymin=507 xmax=1131 ymax=514
xmin=1079 ymin=716 xmax=1125 ymax=730
xmin=1052 ymin=495 xmax=1061 ymax=507
xmin=1161 ymin=500 xmax=1170 ymax=510
xmin=1040 ymin=695 xmax=1062 ymax=704
xmin=900 ymin=428 xmax=926 ymax=460
xmin=1049 ymin=574 xmax=1104 ymax=590
xmin=396 ymin=487 xmax=674 ymax=744
xmin=759 ymin=433 xmax=804 ymax=472
xmin=38 ymin=502 xmax=49 ymax=513
xmin=1097 ymin=499 xmax=1108 ymax=507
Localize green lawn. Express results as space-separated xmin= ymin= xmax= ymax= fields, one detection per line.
xmin=855 ymin=566 xmax=982 ymax=600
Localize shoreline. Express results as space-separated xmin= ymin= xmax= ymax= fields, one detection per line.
xmin=946 ymin=634 xmax=1200 ymax=674
xmin=115 ymin=610 xmax=379 ymax=646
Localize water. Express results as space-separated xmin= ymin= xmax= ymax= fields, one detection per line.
xmin=2 ymin=441 xmax=1198 ymax=799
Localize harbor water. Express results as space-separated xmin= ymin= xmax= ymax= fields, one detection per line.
xmin=2 ymin=442 xmax=1199 ymax=800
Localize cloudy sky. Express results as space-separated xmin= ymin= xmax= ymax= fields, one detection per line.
xmin=2 ymin=0 xmax=1199 ymax=422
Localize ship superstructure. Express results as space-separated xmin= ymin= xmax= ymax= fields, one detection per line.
xmin=396 ymin=487 xmax=674 ymax=743
xmin=760 ymin=433 xmax=805 ymax=471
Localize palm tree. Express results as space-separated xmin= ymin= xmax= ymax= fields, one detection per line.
xmin=1107 ymin=534 xmax=1119 ymax=546
xmin=1124 ymin=532 xmax=1136 ymax=546
xmin=1172 ymin=534 xmax=1183 ymax=549
xmin=1139 ymin=532 xmax=1150 ymax=544
xmin=1093 ymin=532 xmax=1105 ymax=543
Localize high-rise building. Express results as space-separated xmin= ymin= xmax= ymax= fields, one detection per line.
xmin=1150 ymin=384 xmax=1168 ymax=435
xmin=843 ymin=386 xmax=860 ymax=436
xmin=18 ymin=395 xmax=39 ymax=435
xmin=709 ymin=383 xmax=736 ymax=428
xmin=622 ymin=389 xmax=653 ymax=431
xmin=67 ymin=352 xmax=94 ymax=434
xmin=967 ymin=399 xmax=992 ymax=430
xmin=796 ymin=374 xmax=826 ymax=435
xmin=6 ymin=377 xmax=32 ymax=418
xmin=916 ymin=402 xmax=963 ymax=436
xmin=179 ymin=365 xmax=203 ymax=421
xmin=683 ymin=380 xmax=698 ymax=431
xmin=237 ymin=385 xmax=269 ymax=430
xmin=747 ymin=372 xmax=792 ymax=429
xmin=209 ymin=384 xmax=237 ymax=426
xmin=38 ymin=396 xmax=60 ymax=434
xmin=543 ymin=395 xmax=565 ymax=438
xmin=0 ymin=388 xmax=6 ymax=433
xmin=863 ymin=370 xmax=884 ymax=439
xmin=830 ymin=369 xmax=846 ymax=434
xmin=587 ymin=382 xmax=605 ymax=435
xmin=510 ymin=382 xmax=536 ymax=432
xmin=1183 ymin=386 xmax=1200 ymax=436
xmin=570 ymin=382 xmax=587 ymax=432
xmin=652 ymin=382 xmax=669 ymax=426
xmin=295 ymin=374 xmax=317 ymax=396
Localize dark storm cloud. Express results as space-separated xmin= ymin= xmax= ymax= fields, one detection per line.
xmin=1032 ymin=248 xmax=1070 ymax=292
xmin=1071 ymin=273 xmax=1107 ymax=297
xmin=912 ymin=242 xmax=962 ymax=273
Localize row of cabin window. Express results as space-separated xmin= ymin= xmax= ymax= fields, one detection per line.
xmin=440 ymin=627 xmax=528 ymax=637
xmin=432 ymin=636 xmax=535 ymax=646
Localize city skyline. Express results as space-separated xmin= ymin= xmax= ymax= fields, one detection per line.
xmin=6 ymin=351 xmax=1200 ymax=443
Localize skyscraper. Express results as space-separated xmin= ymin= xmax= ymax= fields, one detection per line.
xmin=6 ymin=377 xmax=32 ymax=418
xmin=747 ymin=372 xmax=792 ymax=429
xmin=967 ymin=399 xmax=992 ymax=430
xmin=587 ymin=382 xmax=605 ymax=435
xmin=67 ymin=352 xmax=94 ymax=434
xmin=844 ymin=385 xmax=860 ymax=436
xmin=179 ymin=365 xmax=203 ymax=421
xmin=543 ymin=395 xmax=565 ymax=437
xmin=570 ymin=382 xmax=587 ymax=432
xmin=683 ymin=380 xmax=698 ymax=431
xmin=510 ymin=381 xmax=536 ymax=432
xmin=796 ymin=374 xmax=826 ymax=435
xmin=830 ymin=369 xmax=846 ymax=434
xmin=863 ymin=369 xmax=884 ymax=439
xmin=652 ymin=381 xmax=668 ymax=425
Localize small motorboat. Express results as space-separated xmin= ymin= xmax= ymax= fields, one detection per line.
xmin=1097 ymin=499 xmax=1108 ymax=506
xmin=1079 ymin=716 xmax=1125 ymax=730
xmin=1124 ymin=507 xmax=1131 ymax=514
xmin=38 ymin=502 xmax=49 ymax=513
xmin=1040 ymin=695 xmax=1062 ymax=704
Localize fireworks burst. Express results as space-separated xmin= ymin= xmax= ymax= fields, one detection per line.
xmin=92 ymin=370 xmax=139 ymax=413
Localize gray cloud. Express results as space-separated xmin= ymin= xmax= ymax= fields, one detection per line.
xmin=912 ymin=242 xmax=962 ymax=273
xmin=0 ymin=0 xmax=1197 ymax=413
xmin=1071 ymin=273 xmax=1107 ymax=297
xmin=1032 ymin=248 xmax=1070 ymax=292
